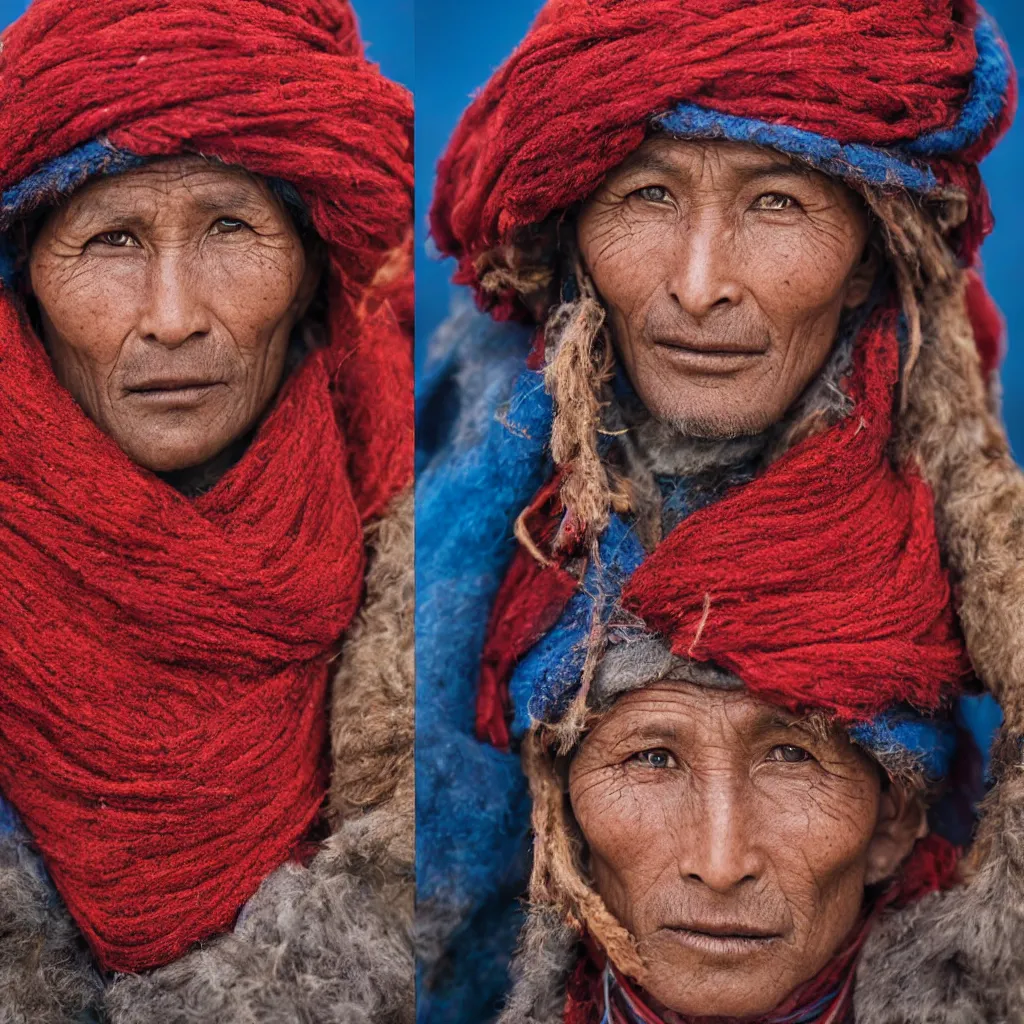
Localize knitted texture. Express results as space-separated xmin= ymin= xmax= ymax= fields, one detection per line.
xmin=415 ymin=307 xmax=550 ymax=1024
xmin=0 ymin=0 xmax=412 ymax=974
xmin=431 ymin=0 xmax=1016 ymax=321
xmin=623 ymin=306 xmax=969 ymax=721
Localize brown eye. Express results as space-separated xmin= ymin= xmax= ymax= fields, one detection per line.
xmin=91 ymin=230 xmax=136 ymax=248
xmin=769 ymin=744 xmax=812 ymax=764
xmin=634 ymin=185 xmax=670 ymax=204
xmin=752 ymin=193 xmax=797 ymax=211
xmin=635 ymin=748 xmax=675 ymax=769
xmin=212 ymin=218 xmax=247 ymax=234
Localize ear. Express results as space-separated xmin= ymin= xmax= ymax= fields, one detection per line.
xmin=294 ymin=236 xmax=325 ymax=321
xmin=842 ymin=240 xmax=879 ymax=310
xmin=864 ymin=782 xmax=928 ymax=885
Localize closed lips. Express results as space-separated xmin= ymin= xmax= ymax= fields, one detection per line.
xmin=667 ymin=920 xmax=779 ymax=939
xmin=653 ymin=335 xmax=768 ymax=355
xmin=125 ymin=378 xmax=223 ymax=392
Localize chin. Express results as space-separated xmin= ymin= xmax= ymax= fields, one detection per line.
xmin=637 ymin=932 xmax=796 ymax=1019
xmin=641 ymin=967 xmax=788 ymax=1020
xmin=116 ymin=433 xmax=230 ymax=474
xmin=636 ymin=380 xmax=790 ymax=441
xmin=650 ymin=402 xmax=782 ymax=441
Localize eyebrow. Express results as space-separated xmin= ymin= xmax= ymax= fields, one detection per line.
xmin=63 ymin=182 xmax=269 ymax=226
xmin=186 ymin=185 xmax=269 ymax=214
xmin=618 ymin=151 xmax=816 ymax=185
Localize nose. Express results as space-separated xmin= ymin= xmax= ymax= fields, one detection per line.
xmin=666 ymin=210 xmax=743 ymax=320
xmin=135 ymin=251 xmax=211 ymax=348
xmin=677 ymin=776 xmax=764 ymax=893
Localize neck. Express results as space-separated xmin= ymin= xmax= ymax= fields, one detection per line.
xmin=156 ymin=426 xmax=257 ymax=497
xmin=610 ymin=316 xmax=858 ymax=545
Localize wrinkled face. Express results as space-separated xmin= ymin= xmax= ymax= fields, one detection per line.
xmin=569 ymin=683 xmax=923 ymax=1018
xmin=577 ymin=138 xmax=875 ymax=438
xmin=29 ymin=156 xmax=320 ymax=473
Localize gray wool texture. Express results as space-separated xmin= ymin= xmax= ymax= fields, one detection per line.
xmin=0 ymin=839 xmax=102 ymax=1024
xmin=854 ymin=738 xmax=1024 ymax=1024
xmin=103 ymin=811 xmax=414 ymax=1024
xmin=496 ymin=907 xmax=580 ymax=1024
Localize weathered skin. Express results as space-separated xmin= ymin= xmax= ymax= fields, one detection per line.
xmin=577 ymin=138 xmax=876 ymax=438
xmin=569 ymin=683 xmax=924 ymax=1018
xmin=28 ymin=156 xmax=320 ymax=472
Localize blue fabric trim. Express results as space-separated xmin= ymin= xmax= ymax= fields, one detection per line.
xmin=0 ymin=139 xmax=145 ymax=287
xmin=959 ymin=692 xmax=1004 ymax=781
xmin=656 ymin=105 xmax=940 ymax=193
xmin=0 ymin=139 xmax=145 ymax=230
xmin=849 ymin=711 xmax=959 ymax=783
xmin=905 ymin=12 xmax=1012 ymax=157
xmin=509 ymin=514 xmax=646 ymax=736
xmin=0 ymin=794 xmax=24 ymax=839
xmin=656 ymin=14 xmax=1010 ymax=196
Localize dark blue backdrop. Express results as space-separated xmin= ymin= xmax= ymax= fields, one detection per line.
xmin=415 ymin=1 xmax=1024 ymax=455
xmin=0 ymin=0 xmax=413 ymax=86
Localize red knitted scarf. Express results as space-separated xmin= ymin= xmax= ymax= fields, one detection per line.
xmin=0 ymin=0 xmax=412 ymax=972
xmin=477 ymin=306 xmax=968 ymax=743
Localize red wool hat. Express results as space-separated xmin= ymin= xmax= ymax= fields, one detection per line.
xmin=431 ymin=0 xmax=1016 ymax=335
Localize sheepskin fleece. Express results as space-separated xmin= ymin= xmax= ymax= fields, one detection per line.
xmin=329 ymin=487 xmax=414 ymax=859
xmin=854 ymin=736 xmax=1024 ymax=1024
xmin=900 ymin=304 xmax=1024 ymax=732
xmin=0 ymin=830 xmax=101 ymax=1024
xmin=0 ymin=491 xmax=414 ymax=1023
xmin=103 ymin=815 xmax=413 ymax=1024
xmin=495 ymin=907 xmax=578 ymax=1024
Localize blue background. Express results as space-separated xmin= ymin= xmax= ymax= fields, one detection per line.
xmin=0 ymin=0 xmax=413 ymax=86
xmin=415 ymin=1 xmax=1024 ymax=455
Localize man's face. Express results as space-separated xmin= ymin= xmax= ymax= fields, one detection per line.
xmin=569 ymin=683 xmax=923 ymax=1018
xmin=577 ymin=138 xmax=875 ymax=438
xmin=29 ymin=156 xmax=320 ymax=473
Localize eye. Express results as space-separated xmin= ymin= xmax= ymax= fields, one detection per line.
xmin=767 ymin=744 xmax=812 ymax=764
xmin=89 ymin=230 xmax=137 ymax=248
xmin=212 ymin=217 xmax=249 ymax=234
xmin=632 ymin=185 xmax=670 ymax=204
xmin=751 ymin=192 xmax=798 ymax=212
xmin=633 ymin=748 xmax=676 ymax=769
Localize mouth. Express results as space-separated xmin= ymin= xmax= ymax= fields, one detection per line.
xmin=653 ymin=336 xmax=768 ymax=374
xmin=124 ymin=379 xmax=225 ymax=406
xmin=659 ymin=923 xmax=782 ymax=958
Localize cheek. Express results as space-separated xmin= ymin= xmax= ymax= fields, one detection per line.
xmin=203 ymin=243 xmax=305 ymax=354
xmin=579 ymin=209 xmax=672 ymax=330
xmin=745 ymin=222 xmax=860 ymax=329
xmin=572 ymin=771 xmax=678 ymax=929
xmin=761 ymin=778 xmax=877 ymax=938
xmin=31 ymin=255 xmax=139 ymax=373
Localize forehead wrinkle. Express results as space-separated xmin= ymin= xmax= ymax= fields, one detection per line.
xmin=66 ymin=161 xmax=274 ymax=223
xmin=629 ymin=137 xmax=836 ymax=188
xmin=606 ymin=686 xmax=848 ymax=753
